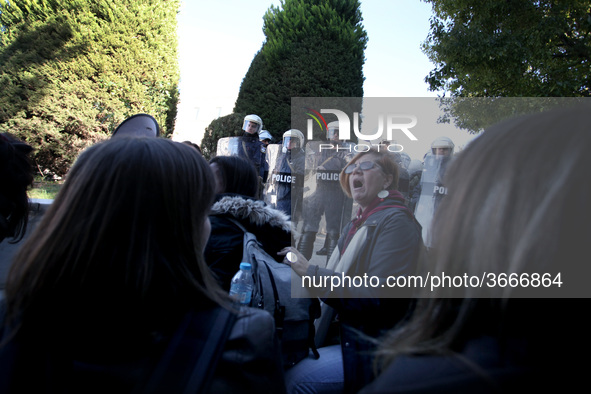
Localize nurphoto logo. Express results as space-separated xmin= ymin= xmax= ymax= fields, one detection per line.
xmin=304 ymin=107 xmax=418 ymax=153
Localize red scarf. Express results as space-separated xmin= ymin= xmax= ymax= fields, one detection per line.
xmin=341 ymin=190 xmax=410 ymax=255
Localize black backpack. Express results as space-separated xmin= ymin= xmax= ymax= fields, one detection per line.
xmin=228 ymin=218 xmax=320 ymax=369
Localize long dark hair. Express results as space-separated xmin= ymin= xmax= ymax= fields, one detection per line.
xmin=4 ymin=137 xmax=228 ymax=338
xmin=209 ymin=155 xmax=259 ymax=198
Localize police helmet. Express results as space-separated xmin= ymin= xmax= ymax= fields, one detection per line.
xmin=431 ymin=136 xmax=455 ymax=156
xmin=259 ymin=130 xmax=273 ymax=142
xmin=399 ymin=152 xmax=411 ymax=169
xmin=327 ymin=121 xmax=339 ymax=141
xmin=243 ymin=114 xmax=263 ymax=134
xmin=282 ymin=129 xmax=304 ymax=150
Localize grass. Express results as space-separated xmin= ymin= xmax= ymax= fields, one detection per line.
xmin=29 ymin=177 xmax=63 ymax=200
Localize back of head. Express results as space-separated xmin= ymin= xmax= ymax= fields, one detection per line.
xmin=0 ymin=133 xmax=34 ymax=243
xmin=209 ymin=155 xmax=259 ymax=198
xmin=431 ymin=106 xmax=591 ymax=295
xmin=379 ymin=105 xmax=591 ymax=365
xmin=5 ymin=137 xmax=224 ymax=334
xmin=182 ymin=140 xmax=202 ymax=154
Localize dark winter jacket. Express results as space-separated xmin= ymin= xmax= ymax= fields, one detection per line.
xmin=0 ymin=302 xmax=286 ymax=393
xmin=310 ymin=194 xmax=422 ymax=325
xmin=204 ymin=194 xmax=292 ymax=291
xmin=238 ymin=132 xmax=268 ymax=180
xmin=306 ymin=193 xmax=423 ymax=393
xmin=360 ymin=299 xmax=591 ymax=393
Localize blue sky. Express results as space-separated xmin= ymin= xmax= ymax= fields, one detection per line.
xmin=174 ymin=1 xmax=476 ymax=156
xmin=177 ymin=0 xmax=438 ymax=99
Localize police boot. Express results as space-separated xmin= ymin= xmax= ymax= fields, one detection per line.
xmin=316 ymin=235 xmax=330 ymax=256
xmin=297 ymin=231 xmax=316 ymax=260
xmin=324 ymin=233 xmax=340 ymax=263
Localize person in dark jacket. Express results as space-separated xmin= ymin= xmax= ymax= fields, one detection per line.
xmin=280 ymin=148 xmax=423 ymax=394
xmin=297 ymin=122 xmax=351 ymax=263
xmin=0 ymin=137 xmax=285 ymax=393
xmin=205 ymin=155 xmax=292 ymax=291
xmin=259 ymin=130 xmax=273 ymax=149
xmin=0 ymin=133 xmax=34 ymax=244
xmin=238 ymin=114 xmax=269 ymax=182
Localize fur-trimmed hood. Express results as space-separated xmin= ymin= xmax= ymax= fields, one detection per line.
xmin=205 ymin=194 xmax=293 ymax=289
xmin=210 ymin=195 xmax=291 ymax=233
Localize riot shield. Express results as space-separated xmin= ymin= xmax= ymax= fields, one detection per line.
xmin=297 ymin=141 xmax=355 ymax=262
xmin=414 ymin=152 xmax=454 ymax=247
xmin=215 ymin=136 xmax=241 ymax=157
xmin=263 ymin=143 xmax=282 ymax=209
xmin=215 ymin=136 xmax=268 ymax=181
xmin=263 ymin=144 xmax=305 ymax=221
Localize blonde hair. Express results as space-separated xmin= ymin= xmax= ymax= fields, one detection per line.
xmin=374 ymin=105 xmax=591 ymax=369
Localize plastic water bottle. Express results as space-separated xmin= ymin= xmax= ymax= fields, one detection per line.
xmin=229 ymin=262 xmax=253 ymax=306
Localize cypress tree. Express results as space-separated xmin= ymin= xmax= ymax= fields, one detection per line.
xmin=232 ymin=0 xmax=367 ymax=141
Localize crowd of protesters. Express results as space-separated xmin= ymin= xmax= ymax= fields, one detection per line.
xmin=1 ymin=105 xmax=589 ymax=393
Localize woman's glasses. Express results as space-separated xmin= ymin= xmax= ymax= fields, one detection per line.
xmin=344 ymin=161 xmax=381 ymax=174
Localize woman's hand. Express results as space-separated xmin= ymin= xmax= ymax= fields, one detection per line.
xmin=277 ymin=247 xmax=310 ymax=277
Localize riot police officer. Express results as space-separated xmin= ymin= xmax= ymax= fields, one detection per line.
xmin=238 ymin=114 xmax=268 ymax=181
xmin=431 ymin=136 xmax=454 ymax=157
xmin=297 ymin=122 xmax=352 ymax=262
xmin=412 ymin=136 xmax=455 ymax=247
xmin=264 ymin=129 xmax=305 ymax=221
xmin=259 ymin=130 xmax=273 ymax=149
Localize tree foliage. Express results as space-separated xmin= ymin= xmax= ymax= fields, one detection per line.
xmin=436 ymin=96 xmax=589 ymax=133
xmin=423 ymin=0 xmax=591 ymax=98
xmin=0 ymin=0 xmax=180 ymax=176
xmin=231 ymin=0 xmax=367 ymax=142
